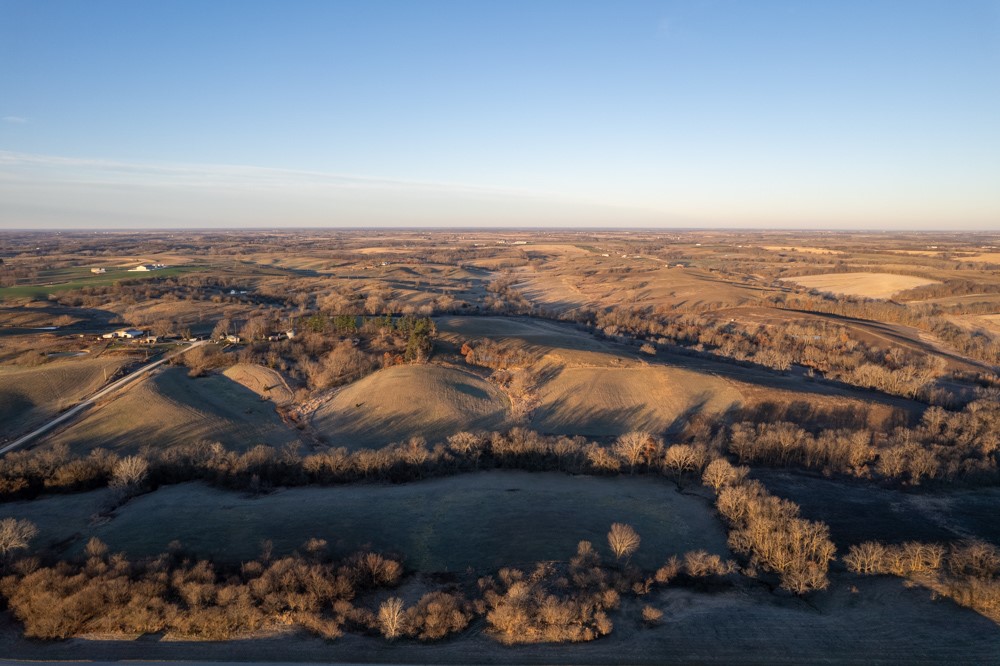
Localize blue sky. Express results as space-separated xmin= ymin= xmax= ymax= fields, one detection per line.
xmin=1 ymin=0 xmax=998 ymax=229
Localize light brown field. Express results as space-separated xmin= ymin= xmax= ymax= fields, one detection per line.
xmin=531 ymin=366 xmax=742 ymax=437
xmin=354 ymin=247 xmax=421 ymax=255
xmin=0 ymin=357 xmax=129 ymax=436
xmin=222 ymin=363 xmax=295 ymax=406
xmin=762 ymin=245 xmax=844 ymax=255
xmin=962 ymin=252 xmax=1000 ymax=263
xmin=310 ymin=364 xmax=511 ymax=448
xmin=517 ymin=243 xmax=591 ymax=255
xmin=783 ymin=272 xmax=939 ymax=299
xmin=48 ymin=366 xmax=300 ymax=453
xmin=514 ymin=263 xmax=770 ymax=314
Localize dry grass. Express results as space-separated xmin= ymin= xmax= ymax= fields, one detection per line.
xmin=514 ymin=263 xmax=770 ymax=314
xmin=310 ymin=365 xmax=511 ymax=448
xmin=47 ymin=366 xmax=300 ymax=453
xmin=223 ymin=363 xmax=295 ymax=406
xmin=0 ymin=357 xmax=129 ymax=435
xmin=531 ymin=366 xmax=742 ymax=437
xmin=783 ymin=272 xmax=940 ymax=299
xmin=762 ymin=246 xmax=844 ymax=255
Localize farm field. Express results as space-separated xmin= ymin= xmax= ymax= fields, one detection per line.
xmin=782 ymin=272 xmax=940 ymax=299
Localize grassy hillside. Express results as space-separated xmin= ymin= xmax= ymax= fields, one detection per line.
xmin=47 ymin=366 xmax=300 ymax=453
xmin=311 ymin=365 xmax=511 ymax=448
xmin=532 ymin=366 xmax=742 ymax=437
xmin=0 ymin=357 xmax=129 ymax=436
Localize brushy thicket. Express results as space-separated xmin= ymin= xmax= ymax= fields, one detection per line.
xmin=845 ymin=539 xmax=1000 ymax=621
xmin=0 ymin=525 xmax=747 ymax=645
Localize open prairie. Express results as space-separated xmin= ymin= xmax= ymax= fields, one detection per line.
xmin=782 ymin=272 xmax=940 ymax=299
xmin=311 ymin=365 xmax=511 ymax=448
xmin=0 ymin=356 xmax=130 ymax=436
xmin=47 ymin=366 xmax=300 ymax=453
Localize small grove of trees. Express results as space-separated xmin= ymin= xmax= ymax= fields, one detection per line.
xmin=845 ymin=540 xmax=1000 ymax=621
xmin=704 ymin=459 xmax=835 ymax=594
xmin=377 ymin=591 xmax=473 ymax=641
xmin=726 ymin=397 xmax=1000 ymax=485
xmin=0 ymin=544 xmax=403 ymax=640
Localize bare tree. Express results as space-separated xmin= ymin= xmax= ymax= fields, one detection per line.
xmin=110 ymin=455 xmax=149 ymax=497
xmin=662 ymin=444 xmax=703 ymax=481
xmin=613 ymin=431 xmax=652 ymax=474
xmin=0 ymin=518 xmax=38 ymax=558
xmin=607 ymin=523 xmax=641 ymax=565
xmin=702 ymin=458 xmax=748 ymax=492
xmin=378 ymin=597 xmax=406 ymax=640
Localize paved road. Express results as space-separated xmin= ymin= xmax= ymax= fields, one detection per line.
xmin=0 ymin=340 xmax=209 ymax=455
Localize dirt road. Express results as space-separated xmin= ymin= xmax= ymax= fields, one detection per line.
xmin=0 ymin=340 xmax=208 ymax=455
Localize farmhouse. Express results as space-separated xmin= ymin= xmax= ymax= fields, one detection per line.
xmin=102 ymin=328 xmax=147 ymax=339
xmin=90 ymin=267 xmax=106 ymax=274
xmin=128 ymin=263 xmax=166 ymax=272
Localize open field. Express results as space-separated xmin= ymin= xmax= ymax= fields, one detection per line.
xmin=47 ymin=366 xmax=300 ymax=453
xmin=0 ymin=266 xmax=203 ymax=301
xmin=513 ymin=263 xmax=772 ymax=314
xmin=0 ymin=357 xmax=130 ymax=437
xmin=762 ymin=245 xmax=845 ymax=255
xmin=311 ymin=365 xmax=511 ymax=448
xmin=782 ymin=272 xmax=940 ymax=299
xmin=2 ymin=471 xmax=728 ymax=571
xmin=754 ymin=469 xmax=1000 ymax=548
xmin=532 ymin=366 xmax=741 ymax=437
xmin=223 ymin=363 xmax=295 ymax=406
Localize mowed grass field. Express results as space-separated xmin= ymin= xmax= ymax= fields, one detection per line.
xmin=0 ymin=357 xmax=129 ymax=436
xmin=3 ymin=471 xmax=728 ymax=571
xmin=783 ymin=272 xmax=940 ymax=299
xmin=47 ymin=366 xmax=300 ymax=453
xmin=311 ymin=365 xmax=511 ymax=448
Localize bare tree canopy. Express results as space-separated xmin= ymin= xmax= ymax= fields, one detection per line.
xmin=607 ymin=523 xmax=641 ymax=563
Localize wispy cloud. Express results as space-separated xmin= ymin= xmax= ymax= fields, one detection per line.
xmin=2 ymin=116 xmax=27 ymax=124
xmin=0 ymin=151 xmax=668 ymax=228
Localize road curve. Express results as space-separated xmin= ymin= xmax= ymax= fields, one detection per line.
xmin=0 ymin=340 xmax=209 ymax=456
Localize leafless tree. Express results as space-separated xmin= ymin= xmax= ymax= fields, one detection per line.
xmin=702 ymin=458 xmax=748 ymax=492
xmin=613 ymin=431 xmax=652 ymax=474
xmin=607 ymin=523 xmax=641 ymax=565
xmin=378 ymin=597 xmax=406 ymax=639
xmin=111 ymin=455 xmax=149 ymax=490
xmin=0 ymin=518 xmax=38 ymax=558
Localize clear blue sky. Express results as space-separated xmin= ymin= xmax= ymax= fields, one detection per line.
xmin=1 ymin=0 xmax=998 ymax=229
